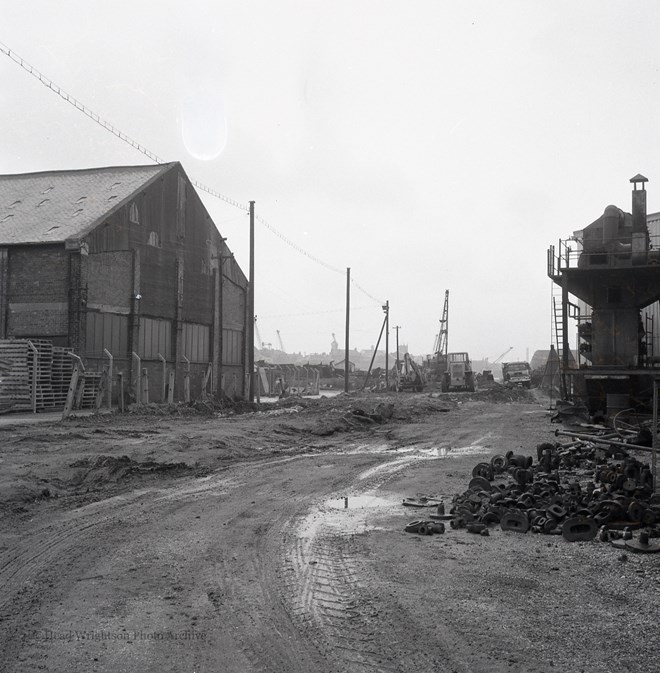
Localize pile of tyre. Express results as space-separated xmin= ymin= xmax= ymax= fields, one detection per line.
xmin=450 ymin=442 xmax=659 ymax=542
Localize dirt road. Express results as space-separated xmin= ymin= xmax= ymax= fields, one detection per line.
xmin=0 ymin=391 xmax=658 ymax=673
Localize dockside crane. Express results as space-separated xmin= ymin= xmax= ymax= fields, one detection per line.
xmin=276 ymin=330 xmax=286 ymax=353
xmin=433 ymin=290 xmax=449 ymax=359
xmin=428 ymin=290 xmax=450 ymax=381
xmin=491 ymin=346 xmax=514 ymax=364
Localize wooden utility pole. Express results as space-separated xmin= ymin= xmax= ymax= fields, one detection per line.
xmin=248 ymin=201 xmax=255 ymax=402
xmin=384 ymin=301 xmax=389 ymax=390
xmin=395 ymin=325 xmax=401 ymax=370
xmin=362 ymin=312 xmax=388 ymax=391
xmin=344 ymin=267 xmax=350 ymax=393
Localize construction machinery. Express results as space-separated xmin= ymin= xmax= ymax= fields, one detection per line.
xmin=428 ymin=290 xmax=449 ymax=381
xmin=479 ymin=369 xmax=495 ymax=383
xmin=440 ymin=352 xmax=475 ymax=392
xmin=502 ymin=361 xmax=532 ymax=388
xmin=491 ymin=346 xmax=514 ymax=365
xmin=432 ymin=290 xmax=449 ymax=359
xmin=394 ymin=353 xmax=425 ymax=392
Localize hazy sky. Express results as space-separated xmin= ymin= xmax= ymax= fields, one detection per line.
xmin=3 ymin=1 xmax=660 ymax=361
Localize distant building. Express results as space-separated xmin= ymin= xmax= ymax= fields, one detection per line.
xmin=530 ymin=349 xmax=576 ymax=372
xmin=0 ymin=162 xmax=249 ymax=401
xmin=334 ymin=359 xmax=356 ymax=373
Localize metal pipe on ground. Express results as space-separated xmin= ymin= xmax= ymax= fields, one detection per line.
xmin=554 ymin=428 xmax=654 ymax=454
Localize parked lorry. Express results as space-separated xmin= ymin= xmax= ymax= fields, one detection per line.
xmin=440 ymin=352 xmax=475 ymax=392
xmin=502 ymin=361 xmax=532 ymax=388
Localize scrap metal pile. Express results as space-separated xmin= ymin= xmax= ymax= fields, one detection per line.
xmin=407 ymin=433 xmax=660 ymax=552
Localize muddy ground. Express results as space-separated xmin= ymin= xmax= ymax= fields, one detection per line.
xmin=0 ymin=388 xmax=658 ymax=673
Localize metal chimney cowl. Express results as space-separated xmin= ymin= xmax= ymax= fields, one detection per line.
xmin=630 ymin=173 xmax=649 ymax=265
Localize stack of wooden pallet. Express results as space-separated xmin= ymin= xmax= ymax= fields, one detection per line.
xmin=0 ymin=340 xmax=34 ymax=412
xmin=49 ymin=346 xmax=74 ymax=410
xmin=29 ymin=340 xmax=55 ymax=412
xmin=0 ymin=339 xmax=88 ymax=413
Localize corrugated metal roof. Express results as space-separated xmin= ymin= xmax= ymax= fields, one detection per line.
xmin=0 ymin=163 xmax=174 ymax=245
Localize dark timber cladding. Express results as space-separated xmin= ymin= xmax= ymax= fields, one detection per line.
xmin=0 ymin=162 xmax=249 ymax=402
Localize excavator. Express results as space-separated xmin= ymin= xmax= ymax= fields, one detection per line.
xmin=394 ymin=353 xmax=425 ymax=392
xmin=481 ymin=346 xmax=513 ymax=383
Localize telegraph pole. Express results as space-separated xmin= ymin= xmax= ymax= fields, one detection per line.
xmin=248 ymin=201 xmax=255 ymax=402
xmin=395 ymin=325 xmax=401 ymax=370
xmin=383 ymin=301 xmax=389 ymax=390
xmin=345 ymin=268 xmax=350 ymax=393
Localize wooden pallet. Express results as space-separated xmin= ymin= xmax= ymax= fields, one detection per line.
xmin=0 ymin=339 xmax=83 ymax=412
xmin=0 ymin=340 xmax=32 ymax=410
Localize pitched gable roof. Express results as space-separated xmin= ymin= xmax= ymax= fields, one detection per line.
xmin=0 ymin=163 xmax=174 ymax=245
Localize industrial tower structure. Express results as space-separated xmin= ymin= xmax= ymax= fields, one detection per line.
xmin=547 ymin=174 xmax=660 ymax=416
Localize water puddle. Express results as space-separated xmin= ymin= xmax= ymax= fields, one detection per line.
xmin=297 ymin=491 xmax=400 ymax=540
xmin=325 ymin=494 xmax=394 ymax=509
xmin=343 ymin=442 xmax=491 ymax=458
xmin=393 ymin=444 xmax=489 ymax=457
xmin=344 ymin=443 xmax=391 ymax=454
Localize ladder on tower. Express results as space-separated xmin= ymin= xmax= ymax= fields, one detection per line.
xmin=551 ymin=284 xmax=580 ymax=400
xmin=644 ymin=311 xmax=654 ymax=366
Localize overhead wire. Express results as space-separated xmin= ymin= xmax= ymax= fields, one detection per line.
xmin=259 ymin=304 xmax=374 ymax=319
xmin=0 ymin=39 xmax=384 ymax=305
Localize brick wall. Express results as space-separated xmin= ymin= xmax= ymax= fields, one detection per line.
xmin=7 ymin=245 xmax=69 ymax=338
xmin=87 ymin=251 xmax=134 ymax=310
xmin=223 ymin=281 xmax=245 ymax=330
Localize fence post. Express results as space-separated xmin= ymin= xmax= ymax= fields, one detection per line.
xmin=62 ymin=353 xmax=85 ymax=420
xmin=168 ymin=370 xmax=175 ymax=404
xmin=132 ymin=352 xmax=141 ymax=404
xmin=62 ymin=365 xmax=81 ymax=419
xmin=118 ymin=372 xmax=125 ymax=413
xmin=201 ymin=362 xmax=212 ymax=400
xmin=27 ymin=341 xmax=38 ymax=413
xmin=141 ymin=367 xmax=149 ymax=404
xmin=95 ymin=368 xmax=108 ymax=411
xmin=182 ymin=355 xmax=190 ymax=403
xmin=158 ymin=353 xmax=167 ymax=402
xmin=103 ymin=349 xmax=113 ymax=410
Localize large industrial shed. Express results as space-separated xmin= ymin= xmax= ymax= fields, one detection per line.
xmin=0 ymin=162 xmax=249 ymax=403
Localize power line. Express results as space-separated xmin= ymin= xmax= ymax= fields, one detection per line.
xmin=0 ymin=39 xmax=384 ymax=306
xmin=259 ymin=304 xmax=374 ymax=319
xmin=255 ymin=213 xmax=342 ymax=275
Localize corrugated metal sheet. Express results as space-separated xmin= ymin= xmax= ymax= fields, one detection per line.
xmin=138 ymin=317 xmax=172 ymax=359
xmin=182 ymin=322 xmax=210 ymax=362
xmin=223 ymin=329 xmax=243 ymax=365
xmin=85 ymin=312 xmax=129 ymax=356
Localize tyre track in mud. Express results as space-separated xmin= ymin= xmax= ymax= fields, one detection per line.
xmin=276 ymin=453 xmax=440 ymax=673
xmin=1 ymin=440 xmax=457 ymax=672
xmin=203 ymin=454 xmax=381 ymax=673
xmin=0 ymin=471 xmax=241 ymax=609
xmin=0 ymin=470 xmax=245 ymax=670
xmin=199 ymin=450 xmax=428 ymax=673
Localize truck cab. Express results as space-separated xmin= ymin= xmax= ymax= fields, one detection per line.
xmin=441 ymin=352 xmax=475 ymax=392
xmin=502 ymin=361 xmax=532 ymax=388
